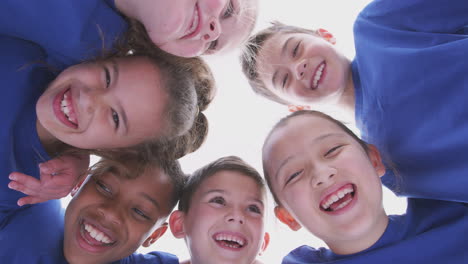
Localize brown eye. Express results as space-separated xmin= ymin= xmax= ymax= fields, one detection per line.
xmin=132 ymin=208 xmax=150 ymax=220
xmin=96 ymin=180 xmax=112 ymax=196
xmin=325 ymin=145 xmax=344 ymax=157
xmin=104 ymin=67 xmax=111 ymax=88
xmin=209 ymin=196 xmax=226 ymax=206
xmin=248 ymin=204 xmax=261 ymax=214
xmin=285 ymin=169 xmax=303 ymax=186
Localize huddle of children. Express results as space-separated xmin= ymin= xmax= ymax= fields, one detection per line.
xmin=2 ymin=0 xmax=468 ymax=263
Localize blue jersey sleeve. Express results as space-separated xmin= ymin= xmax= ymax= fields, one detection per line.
xmin=117 ymin=251 xmax=179 ymax=264
xmin=362 ymin=0 xmax=468 ymax=33
xmin=0 ymin=0 xmax=127 ymax=69
xmin=353 ymin=0 xmax=468 ymax=202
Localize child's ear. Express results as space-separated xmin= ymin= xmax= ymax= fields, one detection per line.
xmin=274 ymin=206 xmax=302 ymax=231
xmin=169 ymin=210 xmax=186 ymax=239
xmin=367 ymin=144 xmax=386 ymax=177
xmin=258 ymin=232 xmax=270 ymax=256
xmin=316 ymin=28 xmax=336 ymax=44
xmin=142 ymin=223 xmax=168 ymax=247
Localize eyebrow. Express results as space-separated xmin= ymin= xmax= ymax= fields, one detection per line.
xmin=140 ymin=192 xmax=161 ymax=211
xmin=111 ymin=60 xmax=128 ymax=135
xmin=252 ymin=198 xmax=264 ymax=208
xmin=271 ymin=36 xmax=294 ymax=87
xmin=203 ymin=188 xmax=264 ymax=205
xmin=203 ymin=189 xmax=226 ymax=196
xmin=273 ymin=133 xmax=342 ymax=181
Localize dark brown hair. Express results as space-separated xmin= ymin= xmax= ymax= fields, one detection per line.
xmin=58 ymin=19 xmax=217 ymax=161
xmin=178 ymin=156 xmax=265 ymax=213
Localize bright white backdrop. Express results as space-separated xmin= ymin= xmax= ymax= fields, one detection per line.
xmin=64 ymin=0 xmax=407 ymax=262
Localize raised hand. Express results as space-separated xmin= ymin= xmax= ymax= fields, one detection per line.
xmin=8 ymin=153 xmax=90 ymax=206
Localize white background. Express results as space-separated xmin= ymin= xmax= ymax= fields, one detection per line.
xmin=64 ymin=0 xmax=407 ymax=262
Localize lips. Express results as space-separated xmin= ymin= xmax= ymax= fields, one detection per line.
xmin=310 ymin=62 xmax=326 ymax=89
xmin=319 ymin=183 xmax=356 ymax=214
xmin=213 ymin=231 xmax=248 ymax=251
xmin=53 ymin=87 xmax=78 ymax=129
xmin=76 ymin=218 xmax=117 ymax=254
xmin=181 ymin=3 xmax=202 ymax=39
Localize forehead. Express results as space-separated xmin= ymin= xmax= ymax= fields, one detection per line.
xmin=255 ymin=33 xmax=298 ymax=95
xmin=264 ymin=115 xmax=344 ymax=162
xmin=218 ymin=0 xmax=258 ymax=53
xmin=195 ymin=170 xmax=264 ymax=200
xmin=115 ymin=56 xmax=158 ymax=72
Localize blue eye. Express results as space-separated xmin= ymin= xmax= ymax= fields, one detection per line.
xmin=222 ymin=0 xmax=234 ymax=19
xmin=285 ymin=169 xmax=303 ymax=186
xmin=111 ymin=110 xmax=120 ymax=129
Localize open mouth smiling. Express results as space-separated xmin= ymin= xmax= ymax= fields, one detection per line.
xmin=54 ymin=87 xmax=78 ymax=128
xmin=213 ymin=232 xmax=248 ymax=251
xmin=320 ymin=183 xmax=356 ymax=213
xmin=77 ymin=219 xmax=117 ymax=253
xmin=310 ymin=62 xmax=326 ymax=89
xmin=181 ymin=3 xmax=201 ymax=39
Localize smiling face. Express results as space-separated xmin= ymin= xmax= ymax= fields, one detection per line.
xmin=63 ymin=166 xmax=174 ymax=264
xmin=263 ymin=113 xmax=388 ymax=254
xmin=174 ymin=171 xmax=267 ymax=264
xmin=36 ymin=56 xmax=169 ymax=150
xmin=130 ymin=0 xmax=257 ymax=57
xmin=256 ymin=32 xmax=351 ymax=105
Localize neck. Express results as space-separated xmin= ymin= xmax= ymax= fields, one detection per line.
xmin=336 ymin=70 xmax=355 ymax=116
xmin=327 ymin=213 xmax=389 ymax=255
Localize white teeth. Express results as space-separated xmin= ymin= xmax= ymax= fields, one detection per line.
xmin=60 ymin=92 xmax=77 ymax=124
xmin=60 ymin=96 xmax=71 ymax=117
xmin=335 ymin=199 xmax=352 ymax=210
xmin=187 ymin=7 xmax=199 ymax=36
xmin=215 ymin=234 xmax=245 ymax=247
xmin=83 ymin=223 xmax=113 ymax=244
xmin=313 ymin=63 xmax=325 ymax=88
xmin=321 ymin=186 xmax=354 ymax=210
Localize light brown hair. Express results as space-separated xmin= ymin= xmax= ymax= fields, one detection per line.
xmin=178 ymin=156 xmax=265 ymax=213
xmin=240 ymin=21 xmax=318 ymax=105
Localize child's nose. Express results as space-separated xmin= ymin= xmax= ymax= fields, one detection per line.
xmin=225 ymin=209 xmax=245 ymax=224
xmin=295 ymin=61 xmax=308 ymax=80
xmin=97 ymin=204 xmax=123 ymax=227
xmin=311 ymin=167 xmax=336 ymax=188
xmin=80 ymin=87 xmax=106 ymax=114
xmin=203 ymin=17 xmax=221 ymax=42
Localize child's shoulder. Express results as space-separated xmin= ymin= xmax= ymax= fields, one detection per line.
xmin=283 ymin=245 xmax=332 ymax=263
xmin=117 ymin=251 xmax=179 ymax=264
